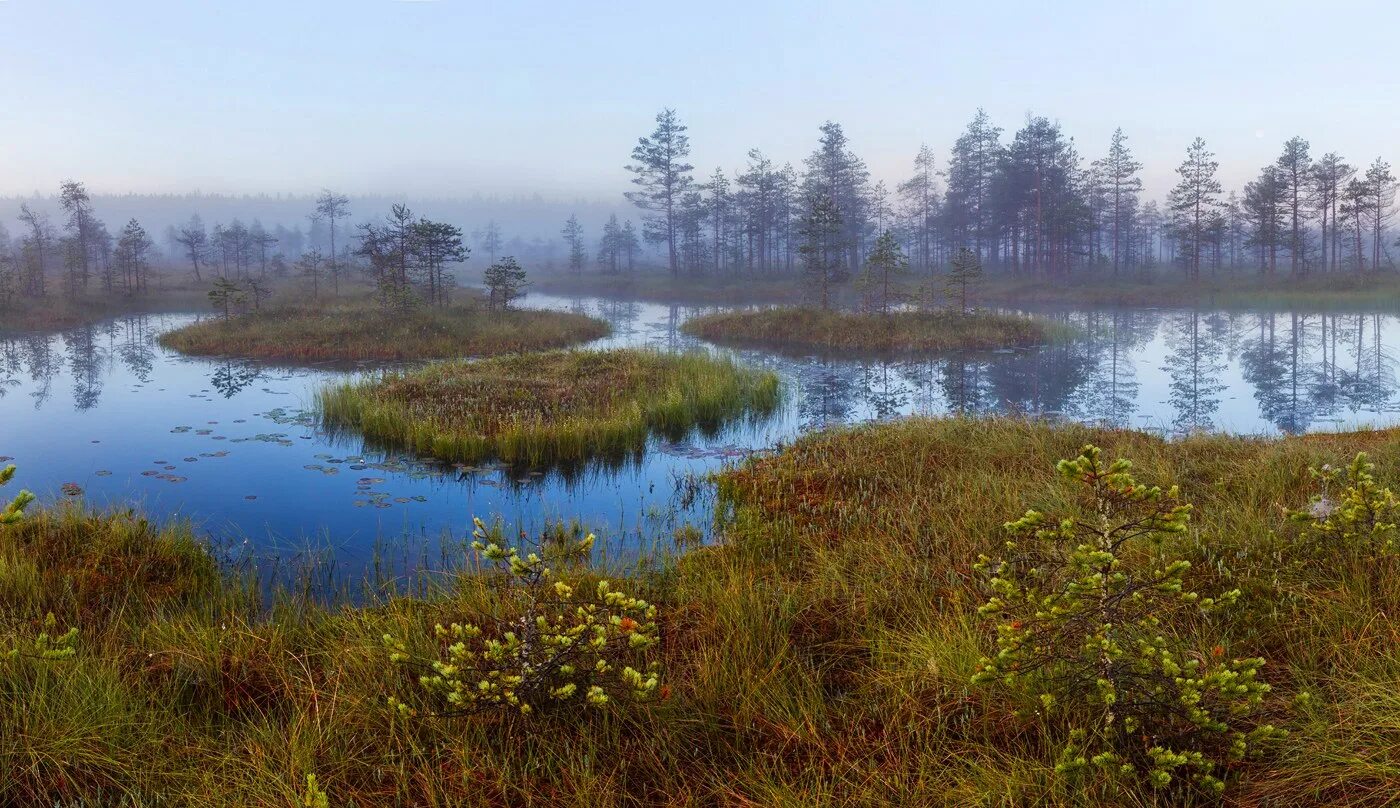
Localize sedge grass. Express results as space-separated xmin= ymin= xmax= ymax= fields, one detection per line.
xmin=9 ymin=420 xmax=1400 ymax=804
xmin=158 ymin=300 xmax=610 ymax=362
xmin=316 ymin=348 xmax=782 ymax=467
xmin=682 ymin=305 xmax=1069 ymax=355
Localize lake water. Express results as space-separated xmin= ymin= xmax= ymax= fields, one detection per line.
xmin=3 ymin=295 xmax=1397 ymax=577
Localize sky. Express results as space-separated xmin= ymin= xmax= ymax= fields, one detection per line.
xmin=1 ymin=0 xmax=1397 ymax=202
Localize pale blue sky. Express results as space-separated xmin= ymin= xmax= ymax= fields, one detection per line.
xmin=0 ymin=0 xmax=1396 ymax=200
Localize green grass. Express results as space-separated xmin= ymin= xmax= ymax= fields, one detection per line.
xmin=316 ymin=348 xmax=782 ymax=467
xmin=682 ymin=306 xmax=1069 ymax=355
xmin=10 ymin=419 xmax=1400 ymax=804
xmin=158 ymin=301 xmax=610 ymax=362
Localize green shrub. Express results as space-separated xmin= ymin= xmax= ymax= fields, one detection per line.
xmin=384 ymin=518 xmax=662 ymax=717
xmin=0 ymin=463 xmax=34 ymax=525
xmin=1289 ymin=452 xmax=1398 ymax=561
xmin=973 ymin=445 xmax=1280 ymax=795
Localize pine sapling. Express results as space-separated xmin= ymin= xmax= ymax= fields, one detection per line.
xmin=973 ymin=445 xmax=1279 ymax=795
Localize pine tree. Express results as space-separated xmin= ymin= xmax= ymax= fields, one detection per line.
xmin=1168 ymin=138 xmax=1222 ymax=282
xmin=798 ymin=191 xmax=843 ymax=311
xmin=858 ymin=230 xmax=908 ymax=315
xmin=1274 ymin=137 xmax=1313 ymax=276
xmin=562 ymin=215 xmax=587 ymax=275
xmin=484 ymin=256 xmax=529 ymax=311
xmin=1 ymin=462 xmax=35 ymax=525
xmin=1094 ymin=128 xmax=1143 ymax=276
xmin=945 ymin=246 xmax=982 ymax=314
xmin=626 ymin=109 xmax=694 ymax=276
xmin=1364 ymin=158 xmax=1397 ymax=270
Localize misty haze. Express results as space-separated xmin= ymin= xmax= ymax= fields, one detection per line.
xmin=3 ymin=1 xmax=1400 ymax=805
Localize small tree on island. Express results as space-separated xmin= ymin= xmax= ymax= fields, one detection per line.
xmin=858 ymin=230 xmax=909 ymax=316
xmin=945 ymin=247 xmax=983 ymax=315
xmin=484 ymin=256 xmax=529 ymax=311
xmin=208 ymin=277 xmax=244 ymax=320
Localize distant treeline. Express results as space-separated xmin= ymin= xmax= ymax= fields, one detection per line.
xmin=613 ymin=108 xmax=1398 ymax=282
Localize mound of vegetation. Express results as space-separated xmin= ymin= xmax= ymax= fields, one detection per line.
xmin=7 ymin=420 xmax=1400 ymax=805
xmin=157 ymin=301 xmax=610 ymax=362
xmin=682 ymin=306 xmax=1066 ymax=354
xmin=316 ymin=348 xmax=781 ymax=467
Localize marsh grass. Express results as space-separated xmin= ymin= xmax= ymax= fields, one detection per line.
xmin=10 ymin=420 xmax=1400 ymax=804
xmin=316 ymin=349 xmax=782 ymax=468
xmin=158 ymin=300 xmax=610 ymax=361
xmin=682 ymin=306 xmax=1070 ymax=355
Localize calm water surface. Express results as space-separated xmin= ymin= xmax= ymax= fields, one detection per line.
xmin=3 ymin=294 xmax=1397 ymax=574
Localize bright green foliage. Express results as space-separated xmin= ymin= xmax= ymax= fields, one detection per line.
xmin=5 ymin=612 xmax=78 ymax=662
xmin=973 ymin=445 xmax=1279 ymax=795
xmin=302 ymin=773 xmax=330 ymax=808
xmin=385 ymin=518 xmax=662 ymax=717
xmin=0 ymin=463 xmax=35 ymax=525
xmin=1289 ymin=452 xmax=1398 ymax=560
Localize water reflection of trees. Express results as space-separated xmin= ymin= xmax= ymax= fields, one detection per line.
xmin=1162 ymin=310 xmax=1227 ymax=433
xmin=63 ymin=324 xmax=106 ymax=411
xmin=1076 ymin=309 xmax=1158 ymax=427
xmin=210 ymin=359 xmax=264 ymax=398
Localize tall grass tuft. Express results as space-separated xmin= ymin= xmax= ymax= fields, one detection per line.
xmin=316 ymin=348 xmax=781 ymax=468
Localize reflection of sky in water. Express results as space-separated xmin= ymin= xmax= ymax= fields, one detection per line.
xmin=2 ymin=296 xmax=1398 ymax=576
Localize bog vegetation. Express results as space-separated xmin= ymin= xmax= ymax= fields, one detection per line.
xmin=682 ymin=306 xmax=1065 ymax=355
xmin=158 ymin=299 xmax=609 ymax=362
xmin=316 ymin=348 xmax=782 ymax=467
xmin=8 ymin=419 xmax=1400 ymax=804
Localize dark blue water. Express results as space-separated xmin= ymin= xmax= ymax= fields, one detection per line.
xmin=3 ymin=297 xmax=1396 ymax=576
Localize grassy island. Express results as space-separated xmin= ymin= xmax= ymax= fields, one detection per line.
xmin=6 ymin=419 xmax=1400 ymax=805
xmin=316 ymin=348 xmax=781 ymax=467
xmin=682 ymin=306 xmax=1067 ymax=354
xmin=157 ymin=302 xmax=610 ymax=362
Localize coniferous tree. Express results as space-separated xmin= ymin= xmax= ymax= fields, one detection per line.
xmin=1312 ymin=153 xmax=1354 ymax=273
xmin=801 ymin=122 xmax=870 ymax=276
xmin=58 ymin=180 xmax=96 ymax=298
xmin=859 ymin=230 xmax=908 ymax=316
xmin=898 ymin=144 xmax=939 ymax=275
xmin=483 ymin=256 xmax=529 ymax=311
xmin=1274 ymin=137 xmax=1313 ymax=276
xmin=945 ymin=246 xmax=983 ymax=314
xmin=114 ymin=219 xmax=153 ymax=295
xmin=1243 ymin=165 xmax=1285 ymax=275
xmin=414 ymin=219 xmax=468 ymax=305
xmin=798 ymin=191 xmax=844 ymax=310
xmin=1364 ymin=158 xmax=1397 ymax=270
xmin=314 ymin=190 xmax=350 ymax=293
xmin=1168 ymin=138 xmax=1222 ymax=282
xmin=945 ymin=109 xmax=1004 ymax=258
xmin=561 ymin=214 xmax=587 ymax=275
xmin=626 ymin=108 xmax=694 ymax=276
xmin=1094 ymin=128 xmax=1143 ymax=276
xmin=174 ymin=215 xmax=209 ymax=281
